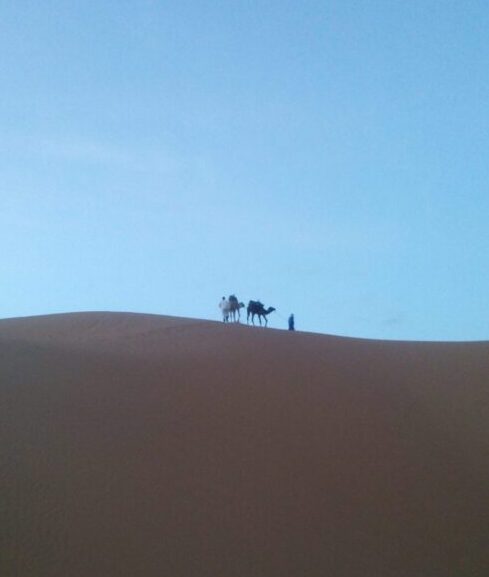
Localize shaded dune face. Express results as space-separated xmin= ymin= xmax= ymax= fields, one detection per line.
xmin=1 ymin=312 xmax=489 ymax=577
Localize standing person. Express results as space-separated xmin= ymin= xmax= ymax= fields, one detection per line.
xmin=288 ymin=314 xmax=295 ymax=331
xmin=219 ymin=296 xmax=230 ymax=323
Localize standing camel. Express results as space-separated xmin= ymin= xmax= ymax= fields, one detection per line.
xmin=247 ymin=300 xmax=276 ymax=326
xmin=227 ymin=295 xmax=245 ymax=322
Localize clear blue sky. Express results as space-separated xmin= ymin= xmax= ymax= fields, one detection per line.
xmin=2 ymin=0 xmax=489 ymax=340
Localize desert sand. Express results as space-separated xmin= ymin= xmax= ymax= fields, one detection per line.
xmin=1 ymin=312 xmax=488 ymax=576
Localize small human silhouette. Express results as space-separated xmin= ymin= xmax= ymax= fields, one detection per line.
xmin=219 ymin=296 xmax=230 ymax=323
xmin=288 ymin=314 xmax=295 ymax=331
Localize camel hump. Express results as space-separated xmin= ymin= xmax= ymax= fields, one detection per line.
xmin=229 ymin=294 xmax=238 ymax=303
xmin=248 ymin=300 xmax=267 ymax=313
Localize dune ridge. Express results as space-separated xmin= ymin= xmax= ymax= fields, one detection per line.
xmin=2 ymin=312 xmax=488 ymax=576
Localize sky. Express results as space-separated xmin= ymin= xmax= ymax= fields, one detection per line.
xmin=1 ymin=0 xmax=489 ymax=340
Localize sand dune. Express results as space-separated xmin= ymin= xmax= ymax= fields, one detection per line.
xmin=1 ymin=312 xmax=488 ymax=576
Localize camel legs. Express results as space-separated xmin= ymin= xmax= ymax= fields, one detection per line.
xmin=247 ymin=312 xmax=268 ymax=327
xmin=247 ymin=311 xmax=267 ymax=326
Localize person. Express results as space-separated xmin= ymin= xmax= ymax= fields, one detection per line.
xmin=219 ymin=296 xmax=230 ymax=323
xmin=288 ymin=313 xmax=295 ymax=331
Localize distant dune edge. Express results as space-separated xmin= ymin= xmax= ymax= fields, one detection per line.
xmin=2 ymin=312 xmax=488 ymax=576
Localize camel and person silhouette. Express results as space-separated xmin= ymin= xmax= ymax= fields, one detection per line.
xmin=219 ymin=295 xmax=245 ymax=323
xmin=218 ymin=296 xmax=276 ymax=326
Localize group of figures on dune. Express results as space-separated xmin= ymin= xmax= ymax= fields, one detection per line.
xmin=219 ymin=295 xmax=276 ymax=327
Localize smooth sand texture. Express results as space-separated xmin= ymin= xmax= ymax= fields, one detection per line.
xmin=1 ymin=312 xmax=488 ymax=576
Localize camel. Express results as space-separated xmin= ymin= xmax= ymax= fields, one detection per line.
xmin=219 ymin=295 xmax=244 ymax=323
xmin=228 ymin=295 xmax=245 ymax=322
xmin=247 ymin=300 xmax=276 ymax=327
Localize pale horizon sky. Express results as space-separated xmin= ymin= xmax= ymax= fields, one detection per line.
xmin=2 ymin=1 xmax=489 ymax=340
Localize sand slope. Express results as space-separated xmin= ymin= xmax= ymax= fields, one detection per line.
xmin=1 ymin=312 xmax=488 ymax=577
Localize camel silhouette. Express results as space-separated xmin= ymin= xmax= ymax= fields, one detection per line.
xmin=247 ymin=300 xmax=276 ymax=327
xmin=228 ymin=295 xmax=245 ymax=322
